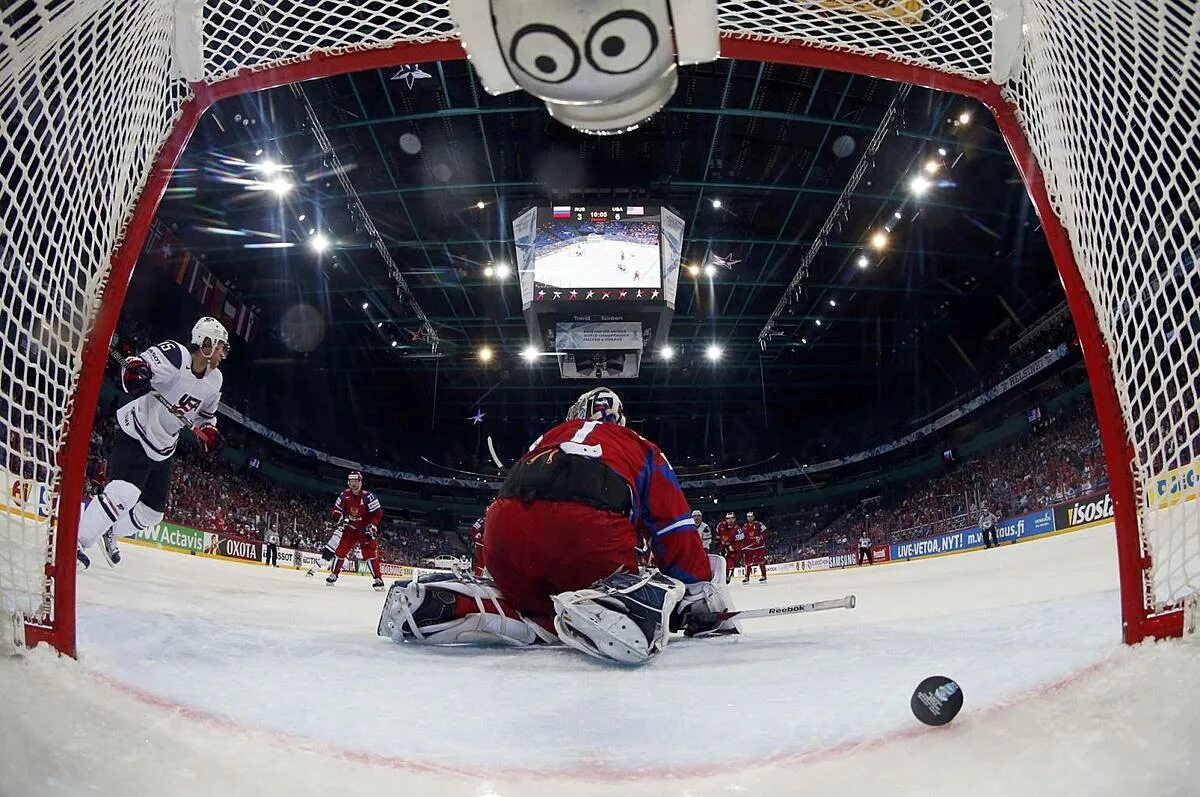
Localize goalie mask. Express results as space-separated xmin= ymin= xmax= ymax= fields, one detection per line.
xmin=567 ymin=387 xmax=626 ymax=426
xmin=449 ymin=0 xmax=719 ymax=134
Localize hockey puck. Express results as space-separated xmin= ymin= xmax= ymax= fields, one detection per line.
xmin=910 ymin=676 xmax=963 ymax=726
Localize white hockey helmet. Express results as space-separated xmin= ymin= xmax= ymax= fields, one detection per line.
xmin=566 ymin=386 xmax=625 ymax=426
xmin=191 ymin=317 xmax=229 ymax=353
xmin=691 ymin=510 xmax=702 ymax=519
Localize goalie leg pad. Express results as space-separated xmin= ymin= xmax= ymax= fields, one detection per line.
xmin=552 ymin=571 xmax=684 ymax=665
xmin=377 ymin=573 xmax=555 ymax=647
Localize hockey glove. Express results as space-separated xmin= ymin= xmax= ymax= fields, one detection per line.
xmin=364 ymin=524 xmax=377 ymax=541
xmin=193 ymin=425 xmax=224 ymax=455
xmin=120 ymin=357 xmax=153 ymax=396
xmin=671 ymin=555 xmax=741 ymax=638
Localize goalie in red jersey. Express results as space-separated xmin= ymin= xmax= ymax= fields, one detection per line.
xmin=378 ymin=387 xmax=739 ymax=664
xmin=306 ymin=471 xmax=385 ymax=590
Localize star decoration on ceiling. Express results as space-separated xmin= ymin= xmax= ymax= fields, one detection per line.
xmin=391 ymin=64 xmax=432 ymax=89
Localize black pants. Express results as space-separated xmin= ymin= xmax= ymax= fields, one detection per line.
xmin=858 ymin=547 xmax=873 ymax=565
xmin=982 ymin=526 xmax=997 ymax=548
xmin=107 ymin=431 xmax=173 ymax=512
xmin=265 ymin=542 xmax=278 ymax=566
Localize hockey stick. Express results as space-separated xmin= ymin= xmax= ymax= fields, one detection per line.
xmin=691 ymin=594 xmax=856 ymax=624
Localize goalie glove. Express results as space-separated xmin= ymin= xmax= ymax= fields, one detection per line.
xmin=193 ymin=425 xmax=224 ymax=455
xmin=120 ymin=356 xmax=153 ymax=396
xmin=671 ymin=554 xmax=741 ymax=638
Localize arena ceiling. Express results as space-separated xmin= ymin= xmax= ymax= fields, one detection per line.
xmin=138 ymin=56 xmax=1072 ymax=473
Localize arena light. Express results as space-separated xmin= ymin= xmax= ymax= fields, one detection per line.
xmin=705 ymin=343 xmax=723 ymax=361
xmin=857 ymin=255 xmax=870 ymax=269
xmin=476 ymin=200 xmax=486 ymax=209
xmin=361 ymin=301 xmax=369 ymax=310
xmin=688 ymin=264 xmax=701 ymax=277
xmin=815 ymin=319 xmax=823 ymax=327
xmin=704 ymin=263 xmax=717 ymax=278
xmin=390 ymin=340 xmax=398 ymax=348
xmin=520 ymin=345 xmax=538 ymax=362
xmin=661 ymin=345 xmax=675 ymax=361
xmin=495 ymin=262 xmax=512 ymax=279
xmin=958 ymin=111 xmax=972 ymax=125
xmin=309 ymin=233 xmax=330 ymax=253
xmin=829 ymin=299 xmax=837 ymax=307
xmin=908 ymin=175 xmax=932 ymax=197
xmin=870 ymin=231 xmax=889 ymax=251
xmin=801 ymin=337 xmax=808 ymax=344
xmin=711 ymin=198 xmax=722 ymax=209
xmin=938 ymin=147 xmax=948 ymax=157
xmin=483 ymin=265 xmax=495 ymax=278
xmin=924 ymin=159 xmax=940 ymax=174
xmin=894 ymin=211 xmax=903 ymax=219
xmin=478 ymin=346 xmax=494 ymax=363
xmin=258 ymin=159 xmax=281 ymax=177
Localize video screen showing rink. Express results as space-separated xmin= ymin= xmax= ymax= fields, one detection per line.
xmin=533 ymin=206 xmax=663 ymax=291
xmin=1 ymin=521 xmax=1196 ymax=796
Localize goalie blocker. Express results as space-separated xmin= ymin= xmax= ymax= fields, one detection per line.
xmin=378 ymin=554 xmax=739 ymax=665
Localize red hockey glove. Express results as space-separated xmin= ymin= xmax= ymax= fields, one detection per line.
xmin=193 ymin=425 xmax=224 ymax=455
xmin=364 ymin=524 xmax=377 ymax=541
xmin=120 ymin=357 xmax=153 ymax=396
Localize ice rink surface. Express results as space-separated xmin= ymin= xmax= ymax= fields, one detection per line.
xmin=535 ymin=239 xmax=661 ymax=290
xmin=2 ymin=524 xmax=1197 ymax=796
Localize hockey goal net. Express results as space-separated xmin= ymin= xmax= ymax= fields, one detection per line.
xmin=1 ymin=1 xmax=1195 ymax=655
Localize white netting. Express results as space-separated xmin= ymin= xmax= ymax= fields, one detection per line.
xmin=0 ymin=0 xmax=1196 ymax=648
xmin=1001 ymin=1 xmax=1200 ymax=608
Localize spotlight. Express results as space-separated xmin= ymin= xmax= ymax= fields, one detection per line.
xmin=815 ymin=319 xmax=823 ymax=326
xmin=478 ymin=346 xmax=494 ymax=363
xmin=310 ymin=233 xmax=331 ymax=253
xmin=829 ymin=299 xmax=837 ymax=307
xmin=938 ymin=147 xmax=948 ymax=156
xmin=376 ymin=322 xmax=383 ymax=328
xmin=476 ymin=201 xmax=486 ymax=209
xmin=924 ymin=159 xmax=940 ymax=174
xmin=908 ymin=175 xmax=932 ymax=196
xmin=361 ymin=302 xmax=369 ymax=310
xmin=688 ymin=264 xmax=701 ymax=277
xmin=857 ymin=255 xmax=870 ymax=269
xmin=259 ymin=159 xmax=281 ymax=177
xmin=711 ymin=198 xmax=722 ymax=209
xmin=483 ymin=265 xmax=495 ymax=278
xmin=894 ymin=211 xmax=903 ymax=219
xmin=705 ymin=344 xmax=722 ymax=361
xmin=520 ymin=345 xmax=538 ymax=362
xmin=390 ymin=340 xmax=398 ymax=348
xmin=801 ymin=337 xmax=808 ymax=344
xmin=297 ymin=213 xmax=306 ymax=222
xmin=268 ymin=177 xmax=292 ymax=196
xmin=704 ymin=264 xmax=717 ymax=278
xmin=958 ymin=112 xmax=971 ymax=125
xmin=495 ymin=262 xmax=512 ymax=279
xmin=661 ymin=345 xmax=675 ymax=361
xmin=870 ymin=231 xmax=889 ymax=251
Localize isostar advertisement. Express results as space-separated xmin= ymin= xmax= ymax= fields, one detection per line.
xmin=1053 ymin=491 xmax=1114 ymax=530
xmin=212 ymin=536 xmax=262 ymax=562
xmin=135 ymin=521 xmax=206 ymax=553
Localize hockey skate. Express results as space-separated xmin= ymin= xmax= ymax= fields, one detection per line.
xmin=76 ymin=549 xmax=90 ymax=571
xmin=742 ymin=576 xmax=750 ymax=584
xmin=326 ymin=573 xmax=338 ymax=585
xmin=99 ymin=530 xmax=121 ymax=567
xmin=372 ymin=578 xmax=385 ymax=591
xmin=759 ymin=576 xmax=767 ymax=582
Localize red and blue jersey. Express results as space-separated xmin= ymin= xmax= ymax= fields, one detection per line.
xmin=522 ymin=419 xmax=711 ymax=584
xmin=333 ymin=488 xmax=382 ymax=531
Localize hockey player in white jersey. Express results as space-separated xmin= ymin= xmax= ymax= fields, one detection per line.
xmin=75 ymin=317 xmax=228 ymax=569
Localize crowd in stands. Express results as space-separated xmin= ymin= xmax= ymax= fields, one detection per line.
xmin=762 ymin=403 xmax=1108 ymax=562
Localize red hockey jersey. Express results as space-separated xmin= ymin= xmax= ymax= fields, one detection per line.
xmin=519 ymin=419 xmax=711 ymax=584
xmin=715 ymin=519 xmax=740 ymax=551
xmin=332 ymin=488 xmax=382 ymax=531
xmin=742 ymin=520 xmax=768 ymax=550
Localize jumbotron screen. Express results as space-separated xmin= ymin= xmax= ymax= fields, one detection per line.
xmin=532 ymin=206 xmax=662 ymax=293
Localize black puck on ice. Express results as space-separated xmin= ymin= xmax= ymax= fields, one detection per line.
xmin=910 ymin=676 xmax=963 ymax=726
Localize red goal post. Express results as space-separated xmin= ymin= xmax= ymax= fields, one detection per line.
xmin=2 ymin=1 xmax=1194 ymax=657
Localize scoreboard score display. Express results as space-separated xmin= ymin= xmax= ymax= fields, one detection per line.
xmin=531 ymin=205 xmax=664 ymax=295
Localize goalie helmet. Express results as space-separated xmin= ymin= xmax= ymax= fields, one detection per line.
xmin=449 ymin=0 xmax=719 ymax=135
xmin=567 ymin=386 xmax=625 ymax=426
xmin=191 ymin=317 xmax=229 ymax=352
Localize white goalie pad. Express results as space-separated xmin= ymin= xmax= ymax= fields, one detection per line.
xmin=377 ymin=575 xmax=555 ymax=647
xmin=552 ymin=571 xmax=684 ymax=665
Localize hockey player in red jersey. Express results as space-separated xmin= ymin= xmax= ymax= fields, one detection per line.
xmin=470 ymin=515 xmax=487 ymax=577
xmin=306 ymin=471 xmax=385 ymax=590
xmin=741 ymin=511 xmax=768 ymax=583
xmin=378 ymin=387 xmax=739 ymax=664
xmin=714 ymin=511 xmax=741 ymax=584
